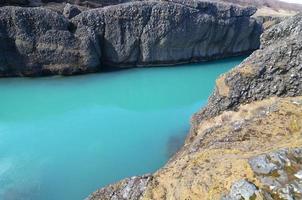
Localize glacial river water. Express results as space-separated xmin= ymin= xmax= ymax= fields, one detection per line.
xmin=0 ymin=57 xmax=244 ymax=200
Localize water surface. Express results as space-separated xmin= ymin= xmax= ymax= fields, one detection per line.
xmin=0 ymin=57 xmax=244 ymax=200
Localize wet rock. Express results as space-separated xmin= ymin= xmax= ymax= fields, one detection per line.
xmin=0 ymin=6 xmax=101 ymax=76
xmin=249 ymin=155 xmax=278 ymax=175
xmin=248 ymin=148 xmax=302 ymax=200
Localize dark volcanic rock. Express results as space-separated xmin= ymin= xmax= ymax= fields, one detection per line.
xmin=73 ymin=0 xmax=261 ymax=67
xmin=0 ymin=0 xmax=261 ymax=76
xmin=0 ymin=6 xmax=101 ymax=76
xmin=63 ymin=3 xmax=82 ymax=19
xmin=0 ymin=0 xmax=30 ymax=6
xmin=190 ymin=13 xmax=302 ymax=139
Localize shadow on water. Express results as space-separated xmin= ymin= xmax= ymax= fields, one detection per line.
xmin=166 ymin=128 xmax=188 ymax=159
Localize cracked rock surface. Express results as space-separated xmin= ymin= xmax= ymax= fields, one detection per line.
xmin=0 ymin=0 xmax=261 ymax=76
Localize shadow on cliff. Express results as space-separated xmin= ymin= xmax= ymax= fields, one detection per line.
xmin=0 ymin=34 xmax=28 ymax=76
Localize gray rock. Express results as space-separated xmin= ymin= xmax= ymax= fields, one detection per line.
xmin=63 ymin=3 xmax=82 ymax=19
xmin=222 ymin=180 xmax=258 ymax=200
xmin=191 ymin=13 xmax=302 ymax=138
xmin=0 ymin=0 xmax=30 ymax=6
xmin=0 ymin=0 xmax=262 ymax=76
xmin=73 ymin=0 xmax=261 ymax=67
xmin=86 ymin=175 xmax=152 ymax=200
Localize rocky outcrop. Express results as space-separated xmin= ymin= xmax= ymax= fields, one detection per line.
xmin=87 ymin=13 xmax=302 ymax=200
xmin=255 ymin=16 xmax=285 ymax=30
xmin=0 ymin=6 xmax=101 ymax=76
xmin=63 ymin=3 xmax=82 ymax=19
xmin=0 ymin=0 xmax=262 ymax=76
xmin=73 ymin=0 xmax=261 ymax=67
xmin=88 ymin=96 xmax=302 ymax=200
xmin=191 ymin=13 xmax=302 ymax=139
xmin=87 ymin=175 xmax=152 ymax=200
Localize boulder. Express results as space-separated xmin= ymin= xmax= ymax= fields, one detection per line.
xmin=190 ymin=13 xmax=302 ymax=138
xmin=63 ymin=3 xmax=82 ymax=19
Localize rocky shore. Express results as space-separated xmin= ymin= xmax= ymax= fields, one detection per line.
xmin=87 ymin=13 xmax=302 ymax=200
xmin=0 ymin=0 xmax=262 ymax=76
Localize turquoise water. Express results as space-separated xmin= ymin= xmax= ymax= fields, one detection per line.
xmin=0 ymin=57 xmax=244 ymax=200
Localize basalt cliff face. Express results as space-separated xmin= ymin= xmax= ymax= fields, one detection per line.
xmin=0 ymin=0 xmax=261 ymax=76
xmin=87 ymin=14 xmax=302 ymax=200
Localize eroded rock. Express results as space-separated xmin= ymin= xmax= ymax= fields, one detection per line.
xmin=63 ymin=3 xmax=82 ymax=19
xmin=0 ymin=0 xmax=262 ymax=76
xmin=73 ymin=0 xmax=261 ymax=67
xmin=191 ymin=13 xmax=302 ymax=140
xmin=0 ymin=6 xmax=101 ymax=76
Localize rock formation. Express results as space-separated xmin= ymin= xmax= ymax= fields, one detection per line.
xmin=191 ymin=13 xmax=302 ymax=139
xmin=0 ymin=0 xmax=262 ymax=76
xmin=0 ymin=6 xmax=101 ymax=76
xmin=87 ymin=13 xmax=302 ymax=200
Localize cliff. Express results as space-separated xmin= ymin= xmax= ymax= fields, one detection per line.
xmin=0 ymin=0 xmax=261 ymax=76
xmin=87 ymin=13 xmax=302 ymax=200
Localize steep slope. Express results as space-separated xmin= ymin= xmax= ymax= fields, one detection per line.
xmin=191 ymin=13 xmax=302 ymax=139
xmin=87 ymin=13 xmax=302 ymax=200
xmin=0 ymin=0 xmax=261 ymax=76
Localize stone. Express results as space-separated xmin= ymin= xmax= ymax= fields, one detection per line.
xmin=86 ymin=175 xmax=152 ymax=200
xmin=222 ymin=180 xmax=258 ymax=200
xmin=63 ymin=3 xmax=82 ymax=19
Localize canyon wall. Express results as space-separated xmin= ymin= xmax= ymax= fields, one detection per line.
xmin=0 ymin=0 xmax=262 ymax=76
